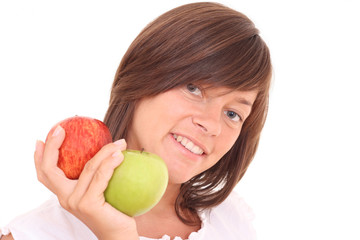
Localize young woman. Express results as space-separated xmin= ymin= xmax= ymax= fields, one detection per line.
xmin=1 ymin=2 xmax=272 ymax=240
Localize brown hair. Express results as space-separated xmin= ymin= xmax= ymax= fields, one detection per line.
xmin=104 ymin=2 xmax=272 ymax=225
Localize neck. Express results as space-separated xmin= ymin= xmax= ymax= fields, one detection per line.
xmin=146 ymin=183 xmax=181 ymax=216
xmin=134 ymin=183 xmax=201 ymax=239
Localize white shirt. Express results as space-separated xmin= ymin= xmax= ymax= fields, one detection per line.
xmin=1 ymin=191 xmax=256 ymax=240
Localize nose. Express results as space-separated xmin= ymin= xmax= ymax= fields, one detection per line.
xmin=192 ymin=103 xmax=222 ymax=137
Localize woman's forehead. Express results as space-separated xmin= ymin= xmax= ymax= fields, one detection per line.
xmin=197 ymin=84 xmax=258 ymax=103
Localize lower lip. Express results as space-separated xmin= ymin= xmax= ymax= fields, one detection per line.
xmin=169 ymin=134 xmax=205 ymax=161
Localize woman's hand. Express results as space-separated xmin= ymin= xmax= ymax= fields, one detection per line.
xmin=34 ymin=125 xmax=139 ymax=240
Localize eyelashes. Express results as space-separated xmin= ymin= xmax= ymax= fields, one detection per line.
xmin=186 ymin=83 xmax=202 ymax=97
xmin=185 ymin=83 xmax=244 ymax=124
xmin=224 ymin=110 xmax=242 ymax=122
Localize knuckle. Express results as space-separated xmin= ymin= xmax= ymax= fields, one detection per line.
xmin=36 ymin=172 xmax=44 ymax=183
xmin=93 ymin=169 xmax=106 ymax=183
xmin=78 ymin=198 xmax=91 ymax=214
xmin=39 ymin=163 xmax=46 ymax=172
xmin=58 ymin=198 xmax=70 ymax=210
xmin=37 ymin=164 xmax=52 ymax=181
xmin=67 ymin=195 xmax=78 ymax=211
xmin=39 ymin=165 xmax=50 ymax=177
xmin=83 ymin=160 xmax=97 ymax=173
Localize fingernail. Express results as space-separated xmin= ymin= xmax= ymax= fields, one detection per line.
xmin=52 ymin=125 xmax=63 ymax=137
xmin=35 ymin=140 xmax=41 ymax=152
xmin=114 ymin=139 xmax=125 ymax=146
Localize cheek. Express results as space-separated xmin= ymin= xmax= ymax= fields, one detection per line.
xmin=130 ymin=96 xmax=182 ymax=142
xmin=216 ymin=129 xmax=241 ymax=157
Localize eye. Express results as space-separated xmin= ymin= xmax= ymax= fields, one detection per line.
xmin=224 ymin=110 xmax=242 ymax=122
xmin=186 ymin=83 xmax=202 ymax=97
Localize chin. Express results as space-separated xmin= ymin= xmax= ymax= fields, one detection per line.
xmin=168 ymin=172 xmax=194 ymax=185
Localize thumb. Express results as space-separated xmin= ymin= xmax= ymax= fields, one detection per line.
xmin=42 ymin=125 xmax=66 ymax=169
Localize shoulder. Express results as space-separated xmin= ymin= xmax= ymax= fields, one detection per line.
xmin=1 ymin=196 xmax=96 ymax=240
xmin=0 ymin=233 xmax=14 ymax=240
xmin=215 ymin=191 xmax=255 ymax=222
xmin=194 ymin=191 xmax=256 ymax=240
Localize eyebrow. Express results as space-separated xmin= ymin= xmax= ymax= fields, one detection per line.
xmin=235 ymin=97 xmax=253 ymax=107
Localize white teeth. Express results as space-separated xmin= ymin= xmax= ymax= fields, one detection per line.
xmin=185 ymin=141 xmax=194 ymax=149
xmin=173 ymin=134 xmax=204 ymax=155
xmin=180 ymin=137 xmax=189 ymax=146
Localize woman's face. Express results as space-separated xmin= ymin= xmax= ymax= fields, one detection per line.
xmin=126 ymin=84 xmax=257 ymax=185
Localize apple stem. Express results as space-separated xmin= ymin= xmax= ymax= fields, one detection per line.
xmin=141 ymin=148 xmax=144 ymax=153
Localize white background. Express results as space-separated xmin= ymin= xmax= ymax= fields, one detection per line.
xmin=1 ymin=0 xmax=359 ymax=239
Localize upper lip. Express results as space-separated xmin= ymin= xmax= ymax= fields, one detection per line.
xmin=172 ymin=132 xmax=209 ymax=155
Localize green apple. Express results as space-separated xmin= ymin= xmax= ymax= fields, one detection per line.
xmin=104 ymin=150 xmax=168 ymax=217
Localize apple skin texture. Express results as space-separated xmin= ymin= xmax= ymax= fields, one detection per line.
xmin=47 ymin=116 xmax=113 ymax=179
xmin=104 ymin=150 xmax=169 ymax=217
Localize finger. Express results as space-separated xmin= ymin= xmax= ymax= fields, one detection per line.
xmin=39 ymin=125 xmax=74 ymax=197
xmin=69 ymin=139 xmax=127 ymax=203
xmin=42 ymin=125 xmax=66 ymax=169
xmin=84 ymin=151 xmax=125 ymax=204
xmin=34 ymin=140 xmax=45 ymax=181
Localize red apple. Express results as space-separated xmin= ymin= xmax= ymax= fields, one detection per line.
xmin=46 ymin=116 xmax=112 ymax=179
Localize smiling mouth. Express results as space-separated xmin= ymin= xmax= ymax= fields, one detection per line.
xmin=172 ymin=134 xmax=204 ymax=155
